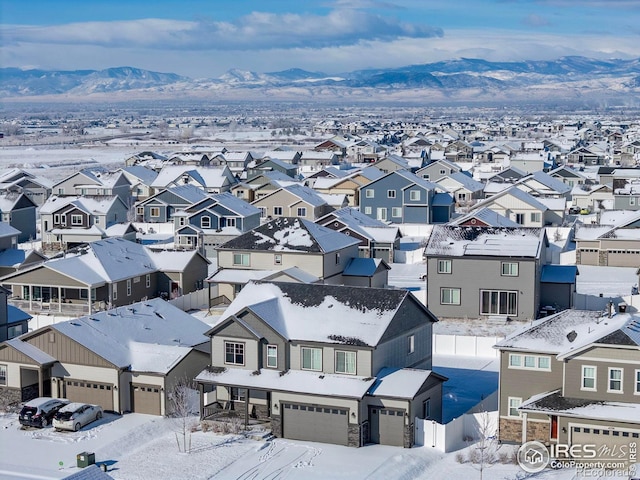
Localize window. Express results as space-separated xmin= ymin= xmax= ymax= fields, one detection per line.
xmin=364 ymin=206 xmax=372 ymax=215
xmin=376 ymin=208 xmax=387 ymax=221
xmin=501 ymin=262 xmax=519 ymax=276
xmin=0 ymin=365 xmax=6 ymax=386
xmin=422 ymin=174 xmax=430 ymax=180
xmin=273 ymin=206 xmax=283 ymax=216
xmin=113 ymin=284 xmax=118 ymax=301
xmin=387 ymin=190 xmax=396 ymax=198
xmin=8 ymin=324 xmax=23 ymax=338
xmin=632 ymin=197 xmax=637 ymax=206
xmin=365 ymin=189 xmax=374 ymax=198
xmin=441 ymin=287 xmax=461 ymax=305
xmin=530 ymin=212 xmax=541 ymax=223
xmin=225 ymin=342 xmax=245 ymax=365
xmin=301 ymin=347 xmax=322 ymax=371
xmin=146 ymin=274 xmax=151 ymax=288
xmin=126 ymin=279 xmax=132 ymax=296
xmin=480 ymin=290 xmax=517 ymax=315
xmin=392 ymin=207 xmax=402 ymax=217
xmin=259 ymin=207 xmax=267 ymax=218
xmin=523 ymin=355 xmax=537 ymax=368
xmin=508 ymin=397 xmax=521 ymax=417
xmin=423 ymin=398 xmax=431 ymax=419
xmin=200 ymin=216 xmax=211 ymax=228
xmin=410 ymin=190 xmax=420 ymax=201
xmin=267 ymin=345 xmax=278 ymax=368
xmin=335 ymin=252 xmax=340 ymax=265
xmin=136 ymin=207 xmax=144 ymax=217
xmin=515 ymin=213 xmax=524 ymax=225
xmin=58 ymin=188 xmax=64 ymax=195
xmin=226 ymin=217 xmax=237 ymax=227
xmin=582 ymin=366 xmax=596 ymax=390
xmin=510 ymin=354 xmax=550 ymax=371
xmin=274 ymin=254 xmax=282 ymax=265
xmin=437 ymin=259 xmax=452 ymax=274
xmin=71 ymin=214 xmax=83 ymax=226
xmin=538 ymin=357 xmax=550 ymax=369
xmin=636 ymin=370 xmax=640 ymax=395
xmin=54 ymin=214 xmax=60 ymax=224
xmin=297 ymin=207 xmax=307 ymax=217
xmin=608 ymin=368 xmax=623 ymax=393
xmin=233 ymin=253 xmax=250 ymax=266
xmin=150 ymin=207 xmax=160 ymax=217
xmin=408 ymin=334 xmax=415 ymax=354
xmin=335 ymin=351 xmax=356 ymax=374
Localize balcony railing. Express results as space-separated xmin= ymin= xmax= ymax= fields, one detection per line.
xmin=8 ymin=298 xmax=105 ymax=316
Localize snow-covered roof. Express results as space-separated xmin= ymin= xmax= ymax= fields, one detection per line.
xmin=0 ymin=192 xmax=27 ymax=212
xmin=425 ymin=225 xmax=544 ymax=258
xmin=520 ymin=389 xmax=640 ymax=425
xmin=151 ymin=165 xmax=233 ymax=189
xmin=47 ymin=298 xmax=209 ymax=372
xmin=196 ymin=367 xmax=375 ymax=399
xmin=207 ymin=268 xmax=276 ymax=284
xmin=440 ymin=172 xmax=484 ymax=192
xmin=0 ymin=222 xmax=20 ymax=238
xmin=5 ymin=337 xmax=56 ymax=365
xmin=495 ymin=309 xmax=635 ymax=356
xmin=368 ymin=368 xmax=443 ymax=399
xmin=219 ymin=217 xmax=359 ymax=253
xmin=39 ymin=195 xmax=123 ymax=215
xmin=121 ymin=166 xmax=159 ymax=184
xmin=148 ymin=249 xmax=208 ymax=271
xmin=450 ymin=208 xmax=520 ymax=227
xmin=217 ymin=281 xmax=423 ymax=347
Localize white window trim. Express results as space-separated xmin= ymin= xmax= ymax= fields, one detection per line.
xmin=266 ymin=345 xmax=278 ymax=369
xmin=145 ymin=274 xmax=151 ymax=288
xmin=480 ymin=290 xmax=518 ymax=316
xmin=297 ymin=207 xmax=307 ymax=217
xmin=391 ymin=207 xmax=402 ymax=218
xmin=273 ymin=206 xmax=283 ymax=216
xmin=508 ymin=353 xmax=551 ymax=371
xmin=410 ymin=190 xmax=420 ymax=201
xmin=507 ymin=397 xmax=522 ymax=417
xmin=200 ymin=216 xmax=211 ymax=229
xmin=335 ymin=350 xmax=357 ymax=375
xmin=150 ymin=207 xmax=160 ymax=217
xmin=635 ymin=369 xmax=640 ymax=395
xmin=233 ymin=253 xmax=250 ymax=266
xmin=387 ymin=190 xmax=396 ymax=198
xmin=274 ymin=254 xmax=282 ymax=265
xmin=501 ymin=262 xmax=519 ymax=277
xmin=581 ymin=365 xmax=597 ymax=391
xmin=408 ymin=334 xmax=415 ymax=354
xmin=113 ymin=283 xmax=118 ymax=301
xmin=364 ymin=206 xmax=372 ymax=215
xmin=126 ymin=279 xmax=132 ymax=296
xmin=224 ymin=341 xmax=245 ymax=366
xmin=607 ymin=367 xmax=624 ymax=394
xmin=440 ymin=287 xmax=461 ymax=305
xmin=301 ymin=346 xmax=322 ymax=372
xmin=71 ymin=214 xmax=83 ymax=226
xmin=365 ymin=189 xmax=374 ymax=198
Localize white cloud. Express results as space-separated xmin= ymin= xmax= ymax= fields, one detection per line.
xmin=0 ymin=10 xmax=442 ymax=51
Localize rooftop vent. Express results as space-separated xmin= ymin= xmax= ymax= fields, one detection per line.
xmin=566 ymin=330 xmax=577 ymax=343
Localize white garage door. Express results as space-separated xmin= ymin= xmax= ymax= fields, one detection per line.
xmin=571 ymin=425 xmax=640 ymax=460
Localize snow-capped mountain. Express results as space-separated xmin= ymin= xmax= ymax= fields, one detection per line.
xmin=1 ymin=56 xmax=639 ymax=103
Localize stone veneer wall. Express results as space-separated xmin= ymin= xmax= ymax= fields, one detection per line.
xmin=526 ymin=420 xmax=550 ymax=443
xmin=499 ymin=418 xmax=523 ymax=443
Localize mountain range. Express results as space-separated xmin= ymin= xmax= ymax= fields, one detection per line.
xmin=2 ymin=57 xmax=640 ymax=104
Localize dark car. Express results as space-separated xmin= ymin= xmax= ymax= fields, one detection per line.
xmin=569 ymin=206 xmax=581 ymax=214
xmin=19 ymin=397 xmax=70 ymax=428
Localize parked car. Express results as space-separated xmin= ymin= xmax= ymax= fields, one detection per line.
xmin=568 ymin=206 xmax=581 ymax=214
xmin=52 ymin=403 xmax=103 ymax=432
xmin=19 ymin=397 xmax=69 ymax=428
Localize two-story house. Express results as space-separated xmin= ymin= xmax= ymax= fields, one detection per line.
xmin=173 ymin=192 xmax=261 ymax=257
xmin=0 ymin=191 xmax=37 ymax=243
xmin=52 ymin=167 xmax=132 ymax=205
xmin=135 ymin=184 xmax=208 ymax=223
xmin=359 ymin=170 xmax=454 ymax=224
xmin=574 ymin=213 xmax=640 ymax=266
xmin=196 ymin=281 xmax=446 ymax=447
xmin=0 ymin=223 xmax=46 ymax=278
xmin=0 ymin=285 xmax=31 ymax=342
xmin=495 ymin=309 xmax=640 ymax=459
xmin=0 ymin=168 xmax=53 ymax=206
xmin=209 ymin=217 xmax=360 ymax=301
xmin=119 ymin=166 xmax=159 ymax=202
xmin=469 ymin=187 xmax=562 ymax=227
xmin=39 ymin=195 xmax=131 ymax=251
xmin=416 ymin=159 xmax=463 ymax=182
xmin=150 ymin=165 xmax=237 ymax=194
xmin=251 ymin=184 xmax=334 ymax=221
xmin=424 ymin=225 xmax=549 ymax=321
xmin=433 ymin=172 xmax=485 ymax=205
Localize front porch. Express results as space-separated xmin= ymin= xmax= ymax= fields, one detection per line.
xmin=8 ymin=284 xmax=107 ymax=315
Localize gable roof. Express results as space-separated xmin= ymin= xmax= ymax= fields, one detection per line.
xmin=472 ymin=186 xmax=550 ymax=212
xmin=216 ymin=281 xmax=434 ymax=347
xmin=450 ymin=208 xmax=520 ymax=227
xmin=219 ymin=217 xmax=359 ymax=253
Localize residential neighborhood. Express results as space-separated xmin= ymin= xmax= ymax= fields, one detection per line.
xmin=1 ymin=108 xmax=640 ymax=479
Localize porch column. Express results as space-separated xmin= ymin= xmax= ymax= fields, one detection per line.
xmin=38 ymin=368 xmax=43 ymax=398
xmin=28 ymin=285 xmax=32 ymax=311
xmin=245 ymin=388 xmax=250 ymax=429
xmin=199 ymin=383 xmax=204 ymax=419
xmin=521 ymin=412 xmax=528 ymax=444
xmin=87 ymin=287 xmax=92 ymax=314
xmin=57 ymin=286 xmax=62 ymax=313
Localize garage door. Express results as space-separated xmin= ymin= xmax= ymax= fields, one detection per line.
xmin=64 ymin=379 xmax=114 ymax=411
xmin=282 ymin=403 xmax=348 ymax=446
xmin=132 ymin=384 xmax=162 ymax=415
xmin=571 ymin=425 xmax=640 ymax=460
xmin=370 ymin=408 xmax=405 ymax=446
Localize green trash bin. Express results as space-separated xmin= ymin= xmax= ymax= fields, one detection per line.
xmin=76 ymin=452 xmax=95 ymax=468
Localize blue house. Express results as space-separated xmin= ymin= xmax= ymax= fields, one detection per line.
xmin=174 ymin=192 xmax=261 ymax=257
xmin=135 ymin=185 xmax=208 ymax=223
xmin=358 ymin=170 xmax=454 ymax=224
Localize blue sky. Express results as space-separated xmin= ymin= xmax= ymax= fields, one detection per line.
xmin=2 ymin=0 xmax=639 ymax=78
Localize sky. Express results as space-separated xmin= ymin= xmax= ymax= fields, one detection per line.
xmin=1 ymin=0 xmax=640 ymax=79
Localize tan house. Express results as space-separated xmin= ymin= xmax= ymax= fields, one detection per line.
xmin=0 ymin=298 xmax=210 ymax=413
xmin=251 ymin=184 xmax=333 ymax=221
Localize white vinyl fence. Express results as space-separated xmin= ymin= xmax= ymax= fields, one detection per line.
xmin=168 ymin=288 xmax=209 ymax=311
xmin=415 ymin=392 xmax=499 ymax=452
xmin=433 ymin=334 xmax=503 ymax=358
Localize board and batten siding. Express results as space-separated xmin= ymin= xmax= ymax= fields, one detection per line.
xmin=25 ymin=329 xmax=114 ymax=368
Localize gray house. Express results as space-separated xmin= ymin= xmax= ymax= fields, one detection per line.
xmin=0 ymin=191 xmax=37 ymax=243
xmin=52 ymin=167 xmax=132 ymax=205
xmin=424 ymin=225 xmax=548 ymax=321
xmin=495 ymin=309 xmax=640 ymax=458
xmin=196 ymin=281 xmax=446 ymax=447
xmin=0 ymin=285 xmax=31 ymax=342
xmin=359 ymin=170 xmax=454 ymax=224
xmin=0 ymin=168 xmax=53 ymax=206
xmin=135 ymin=185 xmax=208 ymax=223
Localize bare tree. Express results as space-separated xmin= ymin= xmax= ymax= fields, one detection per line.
xmin=468 ymin=410 xmax=501 ymax=480
xmin=166 ymin=376 xmax=199 ymax=453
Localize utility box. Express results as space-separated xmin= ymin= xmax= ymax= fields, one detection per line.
xmin=76 ymin=452 xmax=95 ymax=468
